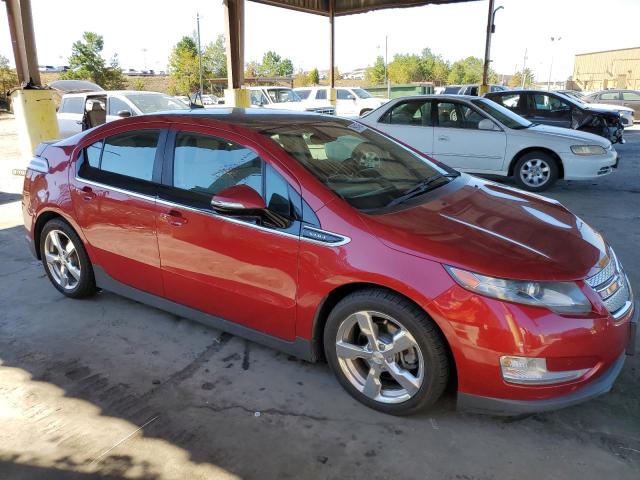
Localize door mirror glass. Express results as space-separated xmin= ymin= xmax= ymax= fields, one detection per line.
xmin=117 ymin=110 xmax=132 ymax=118
xmin=478 ymin=118 xmax=498 ymax=131
xmin=211 ymin=185 xmax=266 ymax=213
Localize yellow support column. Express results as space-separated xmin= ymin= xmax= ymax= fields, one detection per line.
xmin=224 ymin=88 xmax=251 ymax=108
xmin=11 ymin=89 xmax=59 ymax=162
xmin=328 ymin=88 xmax=337 ymax=107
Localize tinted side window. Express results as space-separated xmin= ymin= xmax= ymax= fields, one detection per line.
xmin=265 ymin=164 xmax=292 ymax=218
xmin=493 ymin=93 xmax=521 ymax=109
xmin=382 ymin=101 xmax=432 ymax=126
xmin=337 ymin=89 xmax=352 ymax=100
xmin=108 ymin=97 xmax=131 ymax=115
xmin=316 ymin=89 xmax=327 ymax=100
xmin=85 ymin=140 xmax=103 ymax=168
xmin=101 ymin=131 xmax=160 ymax=181
xmin=61 ymin=97 xmax=84 ymax=114
xmin=172 ymin=132 xmax=262 ymax=199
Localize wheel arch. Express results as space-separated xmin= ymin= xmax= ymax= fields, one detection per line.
xmin=508 ymin=147 xmax=564 ymax=179
xmin=33 ymin=210 xmax=85 ymax=260
xmin=310 ymin=282 xmax=458 ymax=387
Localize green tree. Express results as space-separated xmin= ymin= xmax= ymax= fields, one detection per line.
xmin=365 ymin=56 xmax=386 ymax=85
xmin=203 ymin=35 xmax=227 ymax=78
xmin=244 ymin=60 xmax=259 ymax=79
xmin=387 ymin=54 xmax=423 ymax=84
xmin=0 ymin=55 xmax=18 ymax=98
xmin=132 ymin=78 xmax=145 ymax=90
xmin=510 ymin=68 xmax=534 ymax=88
xmin=293 ymin=69 xmax=310 ymax=87
xmin=309 ymin=68 xmax=320 ymax=85
xmin=447 ymin=56 xmax=488 ymax=85
xmin=256 ymin=51 xmax=294 ymax=77
xmin=60 ymin=32 xmax=125 ymax=89
xmin=420 ymin=48 xmax=449 ymax=83
xmin=168 ymin=35 xmax=201 ymax=95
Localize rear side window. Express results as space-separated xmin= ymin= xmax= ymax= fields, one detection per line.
xmin=492 ymin=93 xmax=520 ymax=109
xmin=101 ymin=131 xmax=160 ymax=181
xmin=622 ymin=92 xmax=640 ymax=100
xmin=337 ymin=89 xmax=353 ymax=100
xmin=60 ymin=97 xmax=84 ymax=114
xmin=315 ymin=89 xmax=327 ymax=100
xmin=172 ymin=132 xmax=262 ymax=199
xmin=296 ymin=90 xmax=311 ymax=100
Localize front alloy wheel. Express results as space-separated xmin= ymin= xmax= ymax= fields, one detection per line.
xmin=325 ymin=289 xmax=449 ymax=415
xmin=513 ymin=151 xmax=559 ymax=192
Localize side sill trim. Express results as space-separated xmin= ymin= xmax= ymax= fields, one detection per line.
xmin=93 ymin=266 xmax=315 ymax=362
xmin=457 ymin=352 xmax=626 ymax=416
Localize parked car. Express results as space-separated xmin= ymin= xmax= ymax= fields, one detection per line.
xmin=440 ymin=84 xmax=508 ymax=95
xmin=485 ymin=89 xmax=625 ymax=144
xmin=559 ymin=90 xmax=635 ymax=127
xmin=584 ymin=89 xmax=640 ymax=119
xmin=294 ymin=86 xmax=388 ymax=117
xmin=56 ymin=90 xmax=189 ymax=138
xmin=248 ymin=86 xmax=335 ymax=114
xmin=23 ymin=109 xmax=636 ymax=416
xmin=359 ymin=95 xmax=618 ymax=191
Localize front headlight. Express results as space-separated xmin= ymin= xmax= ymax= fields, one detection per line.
xmin=445 ymin=266 xmax=592 ymax=314
xmin=570 ymin=144 xmax=607 ymax=156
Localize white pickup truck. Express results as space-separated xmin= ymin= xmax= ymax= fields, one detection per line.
xmin=247 ymin=86 xmax=335 ymax=115
xmin=294 ymin=86 xmax=388 ymax=117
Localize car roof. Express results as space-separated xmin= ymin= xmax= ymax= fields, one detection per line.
xmin=388 ymin=94 xmax=478 ymax=101
xmin=62 ymin=90 xmax=168 ymax=98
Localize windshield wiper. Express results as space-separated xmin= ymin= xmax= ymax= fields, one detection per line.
xmin=386 ymin=173 xmax=457 ymax=208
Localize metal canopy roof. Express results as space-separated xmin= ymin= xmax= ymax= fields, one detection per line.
xmin=250 ymin=0 xmax=477 ymax=16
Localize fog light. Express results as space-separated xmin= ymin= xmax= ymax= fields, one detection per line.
xmin=500 ymin=356 xmax=590 ymax=385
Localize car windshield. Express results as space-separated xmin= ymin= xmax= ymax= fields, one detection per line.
xmin=124 ymin=93 xmax=189 ymax=113
xmin=472 ymin=98 xmax=532 ymax=129
xmin=260 ymin=119 xmax=451 ymax=211
xmin=352 ymin=88 xmax=372 ymax=99
xmin=266 ymin=88 xmax=301 ymax=103
xmin=555 ymin=92 xmax=587 ymax=109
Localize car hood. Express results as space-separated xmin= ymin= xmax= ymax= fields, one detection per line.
xmin=361 ymin=176 xmax=607 ymax=281
xmin=525 ymin=123 xmax=610 ymax=146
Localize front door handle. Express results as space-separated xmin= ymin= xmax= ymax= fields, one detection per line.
xmin=160 ymin=210 xmax=188 ymax=227
xmin=437 ymin=135 xmax=449 ymax=141
xmin=80 ymin=185 xmax=96 ymax=201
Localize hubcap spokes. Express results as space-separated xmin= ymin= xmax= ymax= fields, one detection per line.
xmin=336 ymin=311 xmax=424 ymax=404
xmin=521 ymin=159 xmax=550 ymax=187
xmin=44 ymin=230 xmax=80 ymax=290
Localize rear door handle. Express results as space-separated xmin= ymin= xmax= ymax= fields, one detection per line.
xmin=160 ymin=209 xmax=188 ymax=227
xmin=81 ymin=185 xmax=96 ymax=201
xmin=438 ymin=135 xmax=449 ymax=141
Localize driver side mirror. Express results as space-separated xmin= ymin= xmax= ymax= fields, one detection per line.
xmin=116 ymin=110 xmax=132 ymax=118
xmin=211 ymin=185 xmax=266 ymax=212
xmin=478 ymin=118 xmax=499 ymax=131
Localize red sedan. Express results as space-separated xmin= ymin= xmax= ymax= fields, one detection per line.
xmin=22 ymin=109 xmax=636 ymax=415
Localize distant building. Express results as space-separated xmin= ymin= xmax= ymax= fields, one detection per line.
xmin=343 ymin=68 xmax=366 ymax=80
xmin=573 ymin=47 xmax=640 ymax=91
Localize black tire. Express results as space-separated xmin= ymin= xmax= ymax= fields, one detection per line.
xmin=40 ymin=218 xmax=96 ymax=298
xmin=324 ymin=288 xmax=449 ymax=415
xmin=512 ymin=151 xmax=559 ymax=192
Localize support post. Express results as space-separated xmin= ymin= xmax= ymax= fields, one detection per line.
xmin=4 ymin=0 xmax=58 ymax=163
xmin=224 ymin=0 xmax=249 ymax=107
xmin=480 ymin=0 xmax=495 ymax=96
xmin=328 ymin=0 xmax=336 ymax=106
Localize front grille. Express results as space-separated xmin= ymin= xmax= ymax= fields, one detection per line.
xmin=586 ymin=249 xmax=632 ymax=318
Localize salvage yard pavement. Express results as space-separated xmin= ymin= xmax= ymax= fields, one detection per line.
xmin=0 ymin=114 xmax=638 ymax=479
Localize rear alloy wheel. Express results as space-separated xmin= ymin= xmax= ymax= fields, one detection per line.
xmin=40 ymin=219 xmax=96 ymax=298
xmin=324 ymin=289 xmax=449 ymax=415
xmin=513 ymin=151 xmax=558 ymax=192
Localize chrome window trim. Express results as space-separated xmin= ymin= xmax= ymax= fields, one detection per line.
xmin=75 ymin=176 xmax=351 ymax=248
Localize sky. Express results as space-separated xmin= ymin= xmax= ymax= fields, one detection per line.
xmin=1 ymin=0 xmax=639 ymax=82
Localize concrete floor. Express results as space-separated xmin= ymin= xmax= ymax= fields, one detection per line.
xmin=0 ymin=115 xmax=638 ymax=479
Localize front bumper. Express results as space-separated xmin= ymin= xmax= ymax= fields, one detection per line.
xmin=561 ymin=148 xmax=618 ymax=180
xmin=458 ymin=301 xmax=637 ymax=416
xmin=457 ymin=352 xmax=626 ymax=415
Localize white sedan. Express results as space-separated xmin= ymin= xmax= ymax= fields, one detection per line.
xmin=359 ymin=95 xmax=618 ymax=191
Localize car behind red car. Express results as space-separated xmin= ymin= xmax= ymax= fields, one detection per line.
xmin=22 ymin=109 xmax=637 ymax=415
